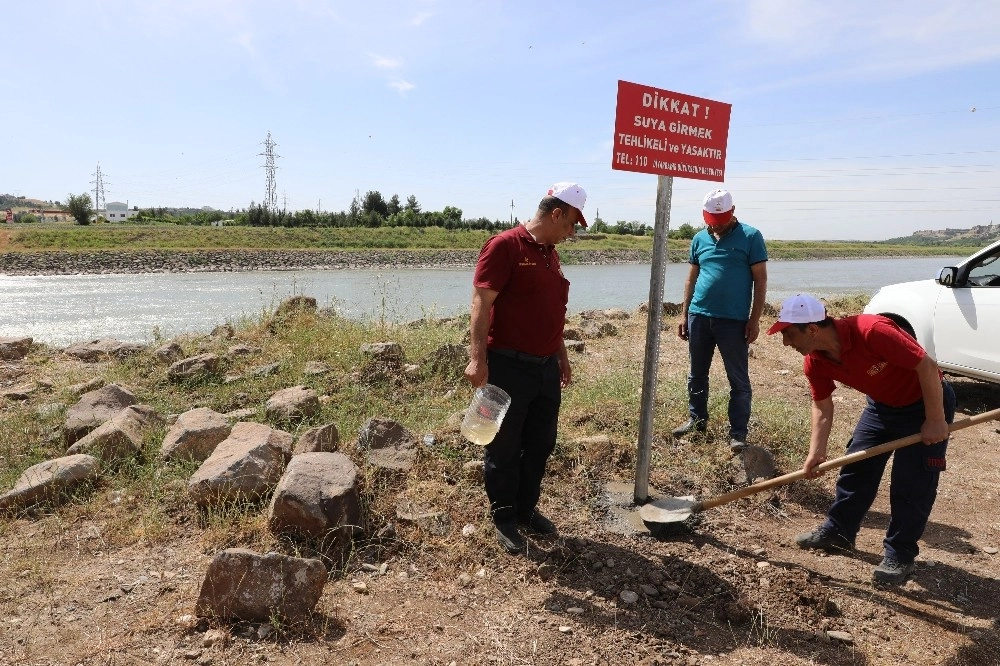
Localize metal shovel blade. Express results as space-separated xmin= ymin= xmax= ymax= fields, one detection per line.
xmin=638 ymin=495 xmax=700 ymax=526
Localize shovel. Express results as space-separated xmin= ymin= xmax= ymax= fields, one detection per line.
xmin=640 ymin=406 xmax=1000 ymax=527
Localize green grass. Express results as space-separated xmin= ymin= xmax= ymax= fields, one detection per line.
xmin=1 ymin=224 xmax=983 ymax=258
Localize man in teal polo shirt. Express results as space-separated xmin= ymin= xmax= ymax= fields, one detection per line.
xmin=674 ymin=189 xmax=768 ymax=451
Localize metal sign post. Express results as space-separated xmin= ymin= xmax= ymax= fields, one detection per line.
xmin=611 ymin=80 xmax=732 ymax=506
xmin=633 ymin=175 xmax=672 ymax=503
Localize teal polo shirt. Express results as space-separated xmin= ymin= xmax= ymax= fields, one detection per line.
xmin=688 ymin=220 xmax=768 ymax=321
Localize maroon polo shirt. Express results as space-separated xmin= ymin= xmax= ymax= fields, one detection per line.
xmin=803 ymin=315 xmax=934 ymax=406
xmin=473 ymin=224 xmax=569 ymax=357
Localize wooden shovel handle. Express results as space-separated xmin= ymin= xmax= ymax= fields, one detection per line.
xmin=698 ymin=406 xmax=1000 ymax=512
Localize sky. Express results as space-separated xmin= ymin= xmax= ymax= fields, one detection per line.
xmin=2 ymin=0 xmax=999 ymax=240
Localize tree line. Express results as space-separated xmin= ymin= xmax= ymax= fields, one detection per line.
xmin=28 ymin=190 xmax=705 ymax=238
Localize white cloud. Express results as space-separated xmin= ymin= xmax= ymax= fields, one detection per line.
xmin=371 ymin=54 xmax=402 ymax=69
xmin=389 ymin=79 xmax=416 ymax=94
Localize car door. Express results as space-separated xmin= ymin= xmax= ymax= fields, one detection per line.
xmin=932 ymin=243 xmax=1000 ymax=378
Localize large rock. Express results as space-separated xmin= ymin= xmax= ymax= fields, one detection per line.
xmin=265 ymin=386 xmax=320 ymax=423
xmin=358 ymin=417 xmax=418 ymax=472
xmin=67 ymin=405 xmax=163 ymax=461
xmin=188 ymin=422 xmax=292 ymax=507
xmin=293 ymin=423 xmax=340 ymax=455
xmin=0 ymin=336 xmax=32 ymax=360
xmin=64 ymin=338 xmax=146 ymax=362
xmin=154 ymin=342 xmax=183 ymax=363
xmin=63 ymin=384 xmax=139 ymax=446
xmin=167 ymin=353 xmax=220 ymax=381
xmin=424 ymin=343 xmax=468 ymax=376
xmin=0 ymin=454 xmax=100 ymax=513
xmin=160 ymin=407 xmax=232 ymax=461
xmin=268 ymin=452 xmax=360 ymax=551
xmin=195 ymin=548 xmax=326 ymax=622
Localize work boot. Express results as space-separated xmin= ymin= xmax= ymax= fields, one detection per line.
xmin=494 ymin=521 xmax=526 ymax=554
xmin=671 ymin=419 xmax=706 ymax=438
xmin=794 ymin=525 xmax=855 ymax=552
xmin=518 ymin=511 xmax=558 ymax=535
xmin=729 ymin=438 xmax=748 ymax=453
xmin=872 ymin=556 xmax=915 ymax=585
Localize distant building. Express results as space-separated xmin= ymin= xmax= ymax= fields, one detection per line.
xmin=106 ymin=201 xmax=139 ymax=222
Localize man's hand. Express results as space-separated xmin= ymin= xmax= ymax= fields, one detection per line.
xmin=921 ymin=417 xmax=950 ymax=445
xmin=745 ymin=319 xmax=760 ymax=344
xmin=802 ymin=451 xmax=827 ymax=478
xmin=677 ymin=321 xmax=689 ymax=341
xmin=464 ymin=358 xmax=487 ymax=388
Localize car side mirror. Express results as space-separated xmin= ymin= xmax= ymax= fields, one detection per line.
xmin=937 ymin=266 xmax=957 ymax=286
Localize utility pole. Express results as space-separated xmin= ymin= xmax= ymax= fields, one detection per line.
xmin=90 ymin=163 xmax=108 ymax=215
xmin=510 ymin=199 xmax=514 ymax=226
xmin=282 ymin=191 xmax=288 ymax=213
xmin=258 ymin=132 xmax=279 ymax=212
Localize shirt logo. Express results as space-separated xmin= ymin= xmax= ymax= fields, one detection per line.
xmin=518 ymin=258 xmax=537 ymax=267
xmin=867 ymin=361 xmax=888 ymax=376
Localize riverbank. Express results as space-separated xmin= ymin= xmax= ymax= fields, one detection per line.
xmin=0 ymin=244 xmax=976 ymax=276
xmin=0 ymin=248 xmax=655 ymax=275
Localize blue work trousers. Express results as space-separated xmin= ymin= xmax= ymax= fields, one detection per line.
xmin=483 ymin=351 xmax=561 ymax=523
xmin=686 ymin=313 xmax=751 ymax=440
xmin=823 ymin=382 xmax=956 ymax=563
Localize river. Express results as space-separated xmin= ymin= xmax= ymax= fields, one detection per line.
xmin=0 ymin=257 xmax=954 ymax=346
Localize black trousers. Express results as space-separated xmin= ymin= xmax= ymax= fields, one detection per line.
xmin=483 ymin=350 xmax=561 ymax=523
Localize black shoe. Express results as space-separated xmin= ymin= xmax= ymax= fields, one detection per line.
xmin=672 ymin=419 xmax=707 ymax=437
xmin=518 ymin=511 xmax=558 ymax=535
xmin=729 ymin=438 xmax=748 ymax=453
xmin=794 ymin=526 xmax=855 ymax=552
xmin=873 ymin=556 xmax=915 ymax=585
xmin=494 ymin=521 xmax=526 ymax=553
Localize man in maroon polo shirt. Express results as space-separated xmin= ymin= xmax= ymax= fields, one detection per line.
xmin=464 ymin=182 xmax=587 ymax=553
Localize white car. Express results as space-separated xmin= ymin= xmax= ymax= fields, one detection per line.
xmin=864 ymin=238 xmax=1000 ymax=384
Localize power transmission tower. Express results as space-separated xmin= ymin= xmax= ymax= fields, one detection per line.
xmin=258 ymin=132 xmax=279 ymax=212
xmin=282 ymin=191 xmax=288 ymax=213
xmin=90 ymin=163 xmax=108 ymax=213
xmin=510 ymin=199 xmax=514 ymax=226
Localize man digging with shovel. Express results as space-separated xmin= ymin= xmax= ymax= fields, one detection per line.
xmin=768 ymin=293 xmax=956 ymax=585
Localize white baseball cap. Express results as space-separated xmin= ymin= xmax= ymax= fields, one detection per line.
xmin=547 ymin=182 xmax=588 ymax=227
xmin=702 ymin=189 xmax=734 ymax=226
xmin=767 ymin=294 xmax=827 ymax=335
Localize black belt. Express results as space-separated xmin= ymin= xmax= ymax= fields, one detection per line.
xmin=490 ymin=348 xmax=551 ymax=365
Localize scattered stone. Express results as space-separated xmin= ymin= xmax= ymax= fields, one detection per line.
xmin=154 ymin=342 xmax=184 ymax=363
xmin=265 ymin=385 xmax=319 ymax=423
xmin=537 ymin=564 xmax=555 ymax=581
xmin=302 ymin=361 xmax=330 ymax=376
xmin=160 ymin=407 xmax=232 ymax=461
xmin=268 ymin=452 xmax=360 ymax=554
xmin=249 ymin=363 xmax=281 ymax=378
xmin=67 ymin=404 xmax=163 ymax=462
xmin=293 ymin=423 xmax=340 ymax=455
xmin=188 ymin=422 xmax=292 ymax=507
xmin=0 ymin=336 xmax=32 ymax=360
xmin=457 ymin=573 xmax=473 ymax=587
xmin=461 ymin=524 xmax=477 ymax=537
xmin=66 ymin=377 xmax=106 ymax=397
xmin=826 ymin=631 xmax=854 ymax=644
xmin=360 ymin=342 xmax=405 ymax=365
xmin=168 ymin=354 xmax=220 ymax=381
xmin=566 ymin=607 xmax=584 ymax=615
xmin=756 ymin=561 xmax=771 ymax=569
xmin=462 ymin=459 xmax=485 ymax=483
xmin=63 ymin=384 xmax=139 ymax=445
xmin=0 ymin=454 xmax=100 ymax=513
xmin=64 ymin=338 xmax=145 ymax=362
xmin=202 ymin=629 xmax=227 ymax=648
xmin=619 ymin=590 xmax=639 ymax=605
xmin=195 ymin=549 xmax=326 ymax=622
xmin=395 ymin=500 xmax=451 ymax=536
xmin=352 ymin=582 xmax=368 ymax=594
xmin=210 ymin=324 xmax=235 ymax=339
xmin=359 ymin=417 xmax=418 ymax=472
xmin=984 ymin=547 xmax=998 ymax=555
xmin=564 ymin=339 xmax=585 ymax=353
xmin=558 ymin=626 xmax=573 ymax=634
xmin=274 ymin=295 xmax=317 ymax=318
xmin=639 ymin=584 xmax=659 ymax=597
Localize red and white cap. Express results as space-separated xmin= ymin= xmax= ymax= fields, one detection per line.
xmin=766 ymin=294 xmax=827 ymax=335
xmin=547 ymin=182 xmax=588 ymax=227
xmin=702 ymin=188 xmax=734 ymax=226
